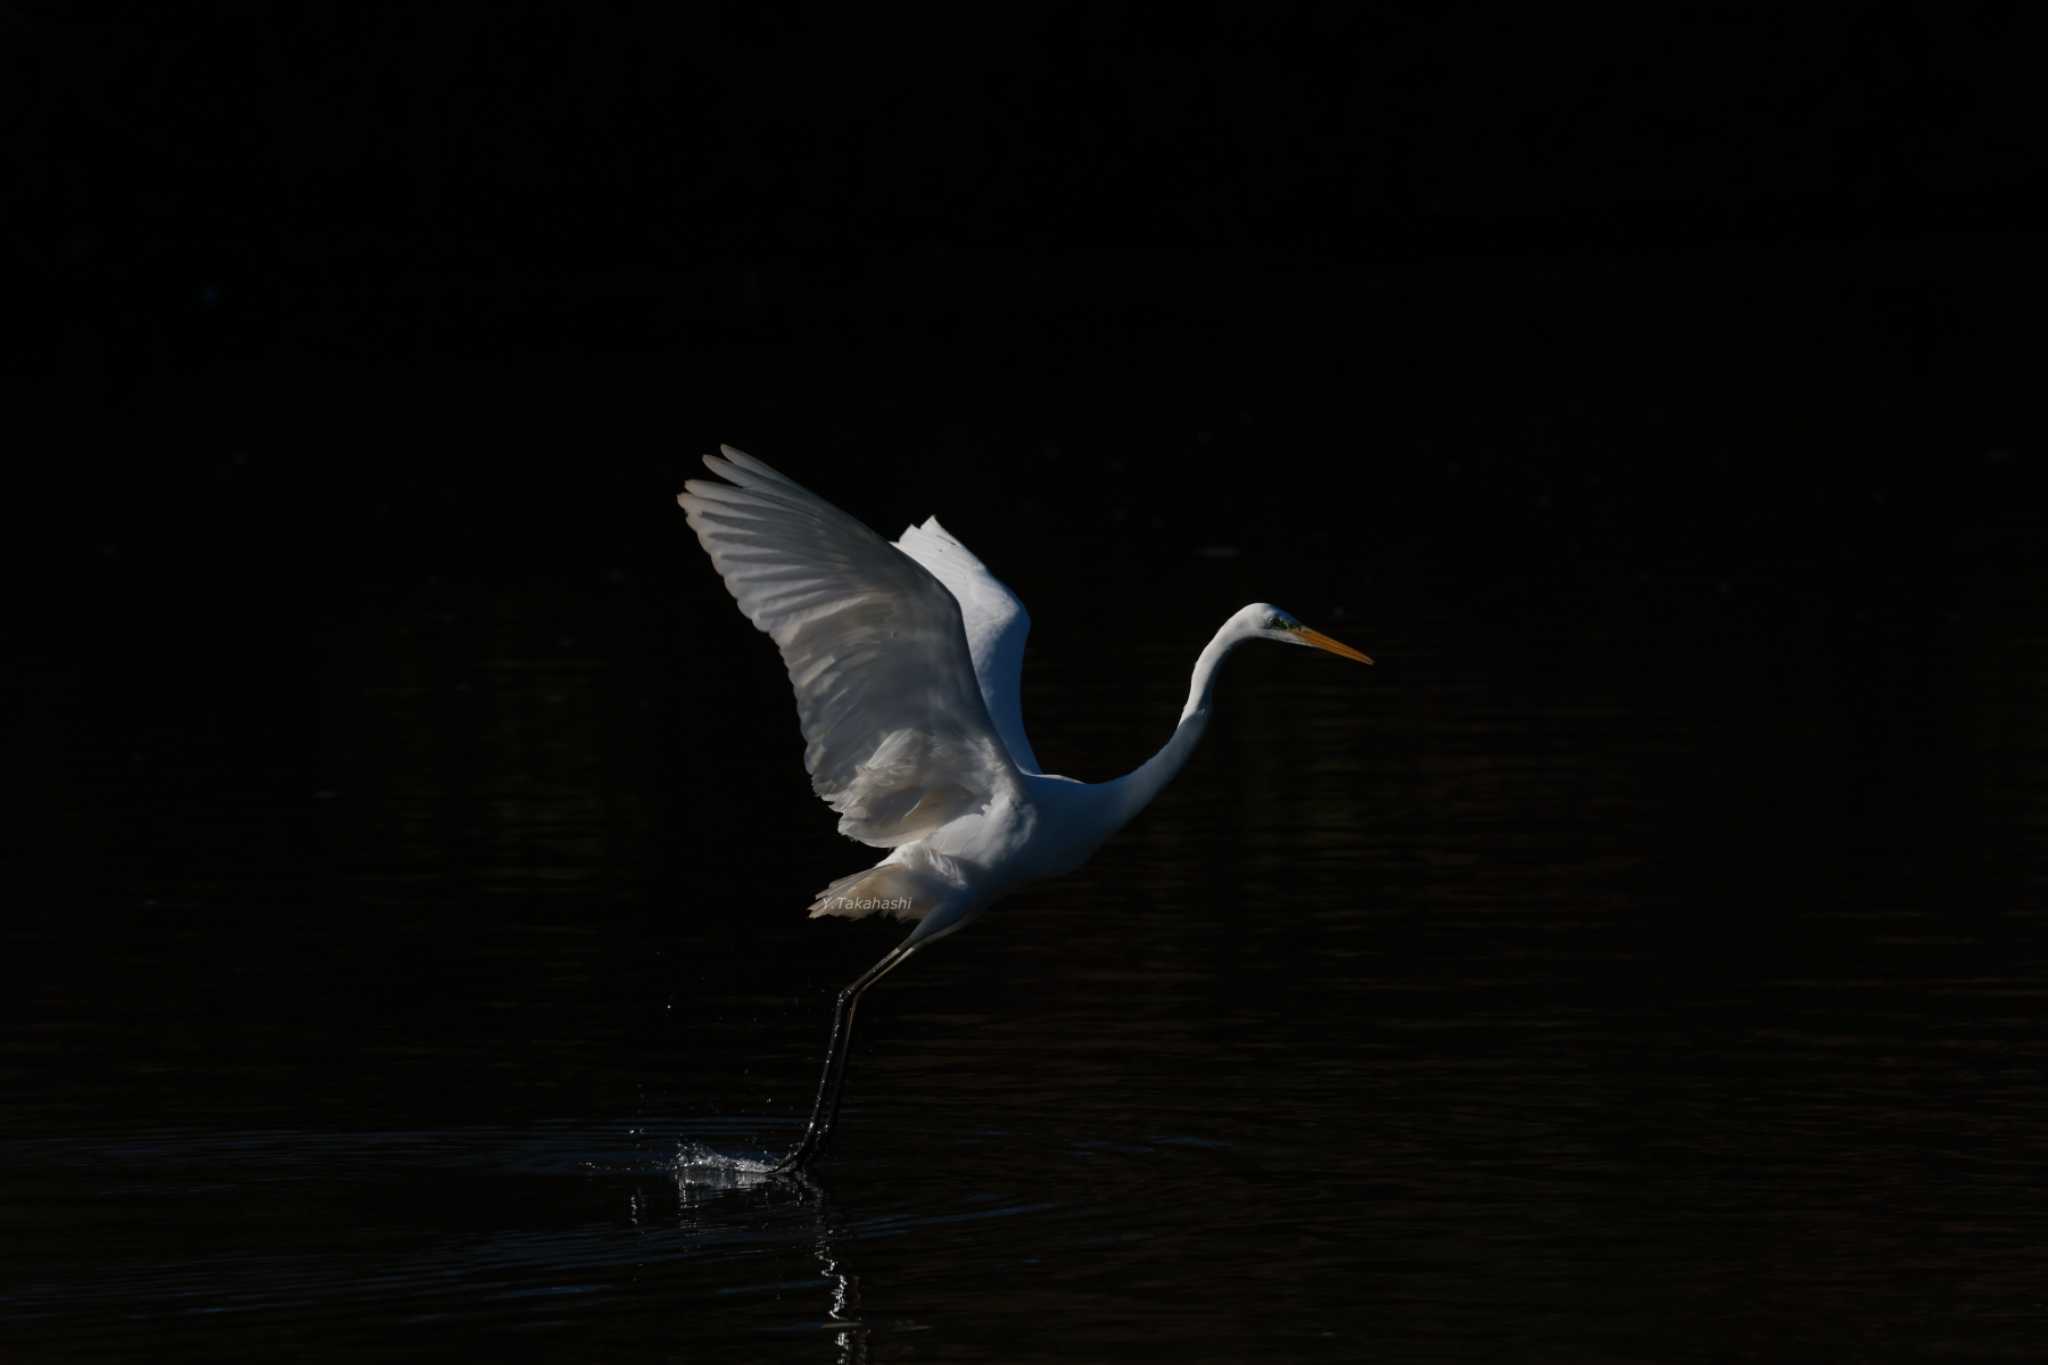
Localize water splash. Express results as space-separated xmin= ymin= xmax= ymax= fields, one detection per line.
xmin=669 ymin=1142 xmax=779 ymax=1190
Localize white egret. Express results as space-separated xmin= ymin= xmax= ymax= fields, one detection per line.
xmin=678 ymin=447 xmax=1372 ymax=1173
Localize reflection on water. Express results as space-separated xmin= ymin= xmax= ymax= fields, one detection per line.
xmin=5 ymin=564 xmax=2047 ymax=1360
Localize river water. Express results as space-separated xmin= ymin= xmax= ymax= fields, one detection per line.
xmin=6 ymin=533 xmax=2044 ymax=1360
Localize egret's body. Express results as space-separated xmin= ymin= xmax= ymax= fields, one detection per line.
xmin=679 ymin=447 xmax=1371 ymax=1173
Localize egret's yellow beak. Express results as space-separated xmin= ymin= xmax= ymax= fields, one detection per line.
xmin=1300 ymin=627 xmax=1374 ymax=665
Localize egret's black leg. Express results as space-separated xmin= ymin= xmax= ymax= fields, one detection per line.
xmin=773 ymin=941 xmax=920 ymax=1176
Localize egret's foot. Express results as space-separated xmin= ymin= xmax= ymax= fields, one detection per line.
xmin=769 ymin=1144 xmax=817 ymax=1179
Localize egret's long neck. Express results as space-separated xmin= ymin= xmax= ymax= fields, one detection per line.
xmin=1102 ymin=623 xmax=1242 ymax=826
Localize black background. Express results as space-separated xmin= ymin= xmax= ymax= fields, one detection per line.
xmin=8 ymin=3 xmax=2044 ymax=637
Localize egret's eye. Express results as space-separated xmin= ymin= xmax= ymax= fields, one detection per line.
xmin=1265 ymin=615 xmax=1294 ymax=631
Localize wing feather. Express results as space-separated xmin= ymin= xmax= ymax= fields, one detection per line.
xmin=678 ymin=447 xmax=1019 ymax=846
xmin=894 ymin=517 xmax=1039 ymax=774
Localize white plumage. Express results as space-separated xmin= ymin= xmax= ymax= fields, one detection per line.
xmin=894 ymin=515 xmax=1041 ymax=775
xmin=680 ymin=448 xmax=1014 ymax=854
xmin=678 ymin=445 xmax=1373 ymax=1173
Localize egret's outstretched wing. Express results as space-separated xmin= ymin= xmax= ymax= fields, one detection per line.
xmin=679 ymin=447 xmax=1019 ymax=847
xmin=894 ymin=518 xmax=1039 ymax=774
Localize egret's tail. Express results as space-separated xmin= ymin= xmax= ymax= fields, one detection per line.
xmin=808 ymin=848 xmax=968 ymax=924
xmin=807 ymin=864 xmax=928 ymax=923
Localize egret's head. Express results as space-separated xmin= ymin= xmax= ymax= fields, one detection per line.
xmin=1240 ymin=604 xmax=1374 ymax=664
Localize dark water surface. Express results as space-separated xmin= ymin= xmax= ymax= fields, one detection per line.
xmin=7 ymin=546 xmax=2047 ymax=1360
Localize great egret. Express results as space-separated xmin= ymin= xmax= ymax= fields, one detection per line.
xmin=679 ymin=447 xmax=1372 ymax=1174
